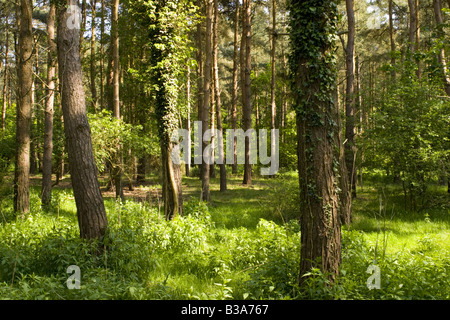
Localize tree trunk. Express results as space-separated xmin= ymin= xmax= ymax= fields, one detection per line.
xmin=2 ymin=17 xmax=9 ymax=132
xmin=231 ymin=0 xmax=239 ymax=174
xmin=289 ymin=0 xmax=341 ymax=285
xmin=408 ymin=0 xmax=417 ymax=54
xmin=201 ymin=0 xmax=212 ymax=202
xmin=345 ymin=0 xmax=356 ymax=198
xmin=57 ymin=0 xmax=108 ymax=239
xmin=214 ymin=0 xmax=226 ymax=192
xmin=196 ymin=0 xmax=204 ymax=179
xmin=41 ymin=3 xmax=57 ymax=208
xmin=90 ymin=0 xmax=98 ymax=109
xmin=388 ymin=0 xmax=396 ymax=79
xmin=269 ymin=0 xmax=277 ymax=178
xmin=111 ymin=0 xmax=123 ymax=200
xmin=433 ymin=0 xmax=450 ymax=95
xmin=100 ymin=0 xmax=105 ymax=108
xmin=242 ymin=0 xmax=252 ymax=185
xmin=185 ymin=63 xmax=191 ymax=177
xmin=14 ymin=0 xmax=33 ymax=214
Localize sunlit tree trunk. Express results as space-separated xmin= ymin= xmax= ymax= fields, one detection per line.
xmin=242 ymin=0 xmax=252 ymax=185
xmin=14 ymin=0 xmax=33 ymax=214
xmin=231 ymin=0 xmax=239 ymax=174
xmin=57 ymin=0 xmax=108 ymax=239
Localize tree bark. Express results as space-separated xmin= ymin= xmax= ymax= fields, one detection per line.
xmin=242 ymin=0 xmax=252 ymax=185
xmin=2 ymin=17 xmax=9 ymax=132
xmin=231 ymin=0 xmax=239 ymax=174
xmin=90 ymin=0 xmax=98 ymax=109
xmin=408 ymin=0 xmax=417 ymax=54
xmin=388 ymin=0 xmax=396 ymax=79
xmin=41 ymin=3 xmax=57 ymax=208
xmin=57 ymin=0 xmax=108 ymax=239
xmin=201 ymin=0 xmax=212 ymax=201
xmin=214 ymin=0 xmax=226 ymax=192
xmin=289 ymin=0 xmax=341 ymax=285
xmin=111 ymin=0 xmax=123 ymax=200
xmin=14 ymin=0 xmax=33 ymax=214
xmin=269 ymin=0 xmax=277 ymax=178
xmin=185 ymin=63 xmax=191 ymax=177
xmin=100 ymin=0 xmax=105 ymax=109
xmin=345 ymin=0 xmax=356 ymax=198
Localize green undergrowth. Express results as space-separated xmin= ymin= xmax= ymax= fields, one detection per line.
xmin=0 ymin=171 xmax=449 ymax=300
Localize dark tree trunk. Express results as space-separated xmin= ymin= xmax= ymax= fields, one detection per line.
xmin=2 ymin=17 xmax=9 ymax=132
xmin=57 ymin=0 xmax=108 ymax=239
xmin=289 ymin=0 xmax=342 ymax=285
xmin=14 ymin=0 xmax=33 ymax=214
xmin=41 ymin=3 xmax=57 ymax=208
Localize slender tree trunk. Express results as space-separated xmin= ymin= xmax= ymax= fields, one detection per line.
xmin=100 ymin=0 xmax=105 ymax=108
xmin=242 ymin=0 xmax=252 ymax=185
xmin=408 ymin=0 xmax=417 ymax=54
xmin=80 ymin=0 xmax=87 ymax=57
xmin=201 ymin=0 xmax=212 ymax=202
xmin=111 ymin=0 xmax=123 ymax=200
xmin=41 ymin=3 xmax=56 ymax=208
xmin=14 ymin=0 xmax=33 ymax=214
xmin=214 ymin=0 xmax=226 ymax=192
xmin=196 ymin=0 xmax=204 ymax=179
xmin=90 ymin=0 xmax=98 ymax=109
xmin=185 ymin=63 xmax=191 ymax=177
xmin=2 ymin=17 xmax=9 ymax=132
xmin=289 ymin=0 xmax=342 ymax=285
xmin=269 ymin=0 xmax=277 ymax=178
xmin=57 ymin=0 xmax=108 ymax=239
xmin=433 ymin=0 xmax=450 ymax=95
xmin=231 ymin=0 xmax=239 ymax=174
xmin=388 ymin=0 xmax=396 ymax=79
xmin=345 ymin=0 xmax=356 ymax=198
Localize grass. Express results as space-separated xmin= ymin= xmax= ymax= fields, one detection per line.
xmin=0 ymin=170 xmax=449 ymax=300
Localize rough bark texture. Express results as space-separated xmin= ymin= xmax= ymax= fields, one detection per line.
xmin=41 ymin=3 xmax=56 ymax=208
xmin=14 ymin=0 xmax=33 ymax=214
xmin=57 ymin=1 xmax=108 ymax=239
xmin=90 ymin=0 xmax=98 ymax=109
xmin=2 ymin=17 xmax=9 ymax=132
xmin=408 ymin=0 xmax=417 ymax=54
xmin=290 ymin=0 xmax=341 ymax=285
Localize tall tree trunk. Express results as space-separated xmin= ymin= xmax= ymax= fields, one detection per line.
xmin=14 ymin=0 xmax=33 ymax=214
xmin=388 ymin=0 xmax=396 ymax=79
xmin=2 ymin=17 xmax=9 ymax=132
xmin=345 ymin=0 xmax=356 ymax=198
xmin=433 ymin=0 xmax=450 ymax=95
xmin=289 ymin=0 xmax=342 ymax=285
xmin=111 ymin=0 xmax=123 ymax=200
xmin=269 ymin=0 xmax=277 ymax=178
xmin=408 ymin=0 xmax=417 ymax=54
xmin=57 ymin=0 xmax=108 ymax=239
xmin=185 ymin=63 xmax=191 ymax=177
xmin=242 ymin=0 xmax=252 ymax=185
xmin=201 ymin=0 xmax=212 ymax=201
xmin=214 ymin=0 xmax=226 ymax=192
xmin=196 ymin=0 xmax=204 ymax=179
xmin=41 ymin=3 xmax=57 ymax=208
xmin=80 ymin=0 xmax=87 ymax=57
xmin=231 ymin=0 xmax=239 ymax=174
xmin=90 ymin=0 xmax=98 ymax=109
xmin=100 ymin=0 xmax=105 ymax=108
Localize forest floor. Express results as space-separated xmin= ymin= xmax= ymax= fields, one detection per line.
xmin=1 ymin=170 xmax=450 ymax=299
